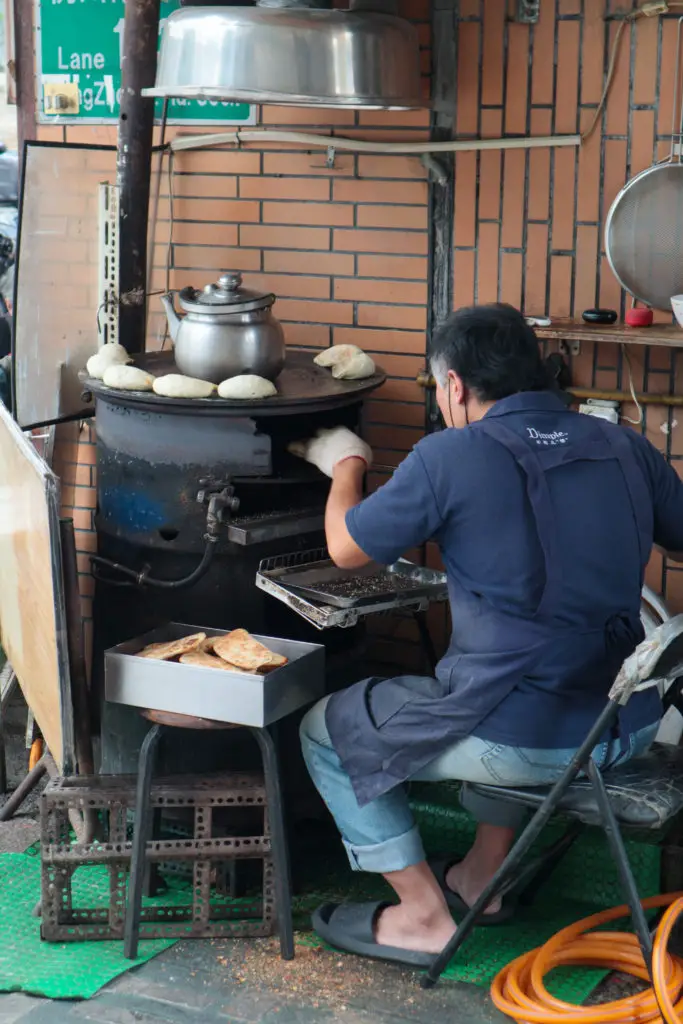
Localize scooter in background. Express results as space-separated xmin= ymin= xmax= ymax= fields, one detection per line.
xmin=0 ymin=143 xmax=19 ymax=405
xmin=0 ymin=234 xmax=14 ymax=405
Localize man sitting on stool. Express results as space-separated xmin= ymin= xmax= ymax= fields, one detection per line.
xmin=290 ymin=303 xmax=682 ymax=967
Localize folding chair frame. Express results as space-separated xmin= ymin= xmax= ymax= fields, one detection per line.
xmin=422 ymin=696 xmax=655 ymax=988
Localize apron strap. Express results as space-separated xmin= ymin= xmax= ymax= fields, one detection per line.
xmin=475 ymin=417 xmax=562 ymax=617
xmin=474 ymin=416 xmax=653 ymax=618
xmin=593 ymin=422 xmax=651 ymax=568
xmin=524 ymin=423 xmax=652 ymax=568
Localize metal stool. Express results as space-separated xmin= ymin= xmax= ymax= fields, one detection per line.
xmin=124 ymin=708 xmax=293 ymax=962
xmin=40 ymin=770 xmax=273 ymax=942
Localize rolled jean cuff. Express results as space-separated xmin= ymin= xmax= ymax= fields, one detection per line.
xmin=342 ymin=826 xmax=426 ymax=873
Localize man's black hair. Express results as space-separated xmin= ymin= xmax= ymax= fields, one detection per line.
xmin=430 ymin=303 xmax=550 ymax=402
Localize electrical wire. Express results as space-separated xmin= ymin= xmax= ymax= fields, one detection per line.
xmin=581 ymin=17 xmax=631 ymax=144
xmin=620 ymin=344 xmax=645 ymax=427
xmin=159 ymin=147 xmax=176 ymax=350
xmin=490 ymin=892 xmax=683 ymax=1024
xmin=582 ymin=2 xmax=683 ymax=144
xmin=166 ymin=148 xmax=175 ymax=299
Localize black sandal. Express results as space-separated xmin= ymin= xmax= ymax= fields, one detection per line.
xmin=312 ymin=901 xmax=437 ymax=968
xmin=428 ymin=857 xmax=516 ymax=925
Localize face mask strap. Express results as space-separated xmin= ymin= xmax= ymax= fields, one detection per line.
xmin=447 ymin=382 xmax=469 ymax=427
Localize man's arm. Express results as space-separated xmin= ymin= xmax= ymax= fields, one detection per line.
xmin=289 ymin=426 xmax=445 ymax=568
xmin=644 ymin=437 xmax=683 ymax=558
xmin=325 ymin=458 xmax=373 ymax=569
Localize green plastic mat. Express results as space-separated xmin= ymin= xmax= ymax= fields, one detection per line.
xmin=0 ymin=851 xmax=178 ymax=999
xmin=0 ymin=784 xmax=663 ymax=1002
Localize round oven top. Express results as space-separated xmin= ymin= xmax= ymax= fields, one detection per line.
xmin=81 ymin=349 xmax=386 ymax=417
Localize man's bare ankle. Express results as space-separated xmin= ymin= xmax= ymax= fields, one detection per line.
xmin=395 ymin=900 xmax=451 ymax=929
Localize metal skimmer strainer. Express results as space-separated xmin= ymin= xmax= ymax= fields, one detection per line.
xmin=605 ymin=17 xmax=683 ymax=312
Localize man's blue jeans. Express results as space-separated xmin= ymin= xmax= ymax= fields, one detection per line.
xmin=300 ymin=695 xmax=659 ymax=875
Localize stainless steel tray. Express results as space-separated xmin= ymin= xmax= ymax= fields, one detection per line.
xmin=256 ymin=550 xmax=448 ymax=630
xmin=105 ymin=623 xmax=325 ymax=727
xmin=270 ymin=559 xmax=445 ymax=609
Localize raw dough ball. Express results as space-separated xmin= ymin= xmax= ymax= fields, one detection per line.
xmin=314 ymin=343 xmax=375 ymax=380
xmin=86 ymin=355 xmax=109 ymax=380
xmin=86 ymin=344 xmax=131 ymax=380
xmin=153 ymin=374 xmax=216 ymax=399
xmin=102 ymin=364 xmax=155 ymax=391
xmin=331 ymin=351 xmax=376 ymax=380
xmin=314 ymin=344 xmax=362 ymax=368
xmin=217 ymin=375 xmax=277 ymax=400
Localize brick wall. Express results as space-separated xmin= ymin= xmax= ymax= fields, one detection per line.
xmin=32 ymin=0 xmax=683 ymax=672
xmin=52 ymin=420 xmax=97 ymax=673
xmin=445 ymin=2 xmax=683 ymax=658
xmin=451 ymin=2 xmax=674 ymax=318
xmin=148 ymin=114 xmax=431 ymax=473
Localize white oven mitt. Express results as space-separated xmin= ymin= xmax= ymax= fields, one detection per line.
xmin=288 ymin=427 xmax=372 ymax=478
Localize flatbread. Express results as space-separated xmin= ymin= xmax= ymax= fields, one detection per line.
xmin=137 ymin=632 xmax=206 ymax=661
xmin=179 ymin=650 xmax=249 ymax=672
xmin=213 ymin=629 xmax=287 ymax=672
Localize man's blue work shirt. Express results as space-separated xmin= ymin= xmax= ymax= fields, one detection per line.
xmin=345 ymin=391 xmax=683 ymax=749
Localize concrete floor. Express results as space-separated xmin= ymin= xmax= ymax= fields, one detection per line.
xmin=0 ymin=942 xmax=507 ymax=1024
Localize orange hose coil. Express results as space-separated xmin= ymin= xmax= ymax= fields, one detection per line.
xmin=490 ymin=893 xmax=683 ymax=1023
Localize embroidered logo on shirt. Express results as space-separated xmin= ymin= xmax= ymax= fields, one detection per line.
xmin=526 ymin=427 xmax=568 ymax=446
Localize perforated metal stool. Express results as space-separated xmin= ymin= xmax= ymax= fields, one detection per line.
xmin=40 ymin=769 xmax=276 ymax=943
xmin=123 ymin=708 xmax=293 ymax=961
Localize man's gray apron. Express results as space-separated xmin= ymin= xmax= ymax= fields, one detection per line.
xmin=326 ymin=416 xmax=652 ymax=806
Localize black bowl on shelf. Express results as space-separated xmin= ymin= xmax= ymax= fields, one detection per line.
xmin=582 ymin=308 xmax=618 ymax=325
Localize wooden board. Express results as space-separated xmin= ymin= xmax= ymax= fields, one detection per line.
xmin=13 ymin=142 xmax=113 ymax=429
xmin=535 ymin=318 xmax=683 ymax=349
xmin=0 ymin=402 xmax=74 ymax=771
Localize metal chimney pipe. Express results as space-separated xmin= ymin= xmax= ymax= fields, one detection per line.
xmin=116 ymin=0 xmax=162 ymax=355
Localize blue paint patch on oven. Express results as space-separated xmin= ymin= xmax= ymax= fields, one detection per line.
xmin=100 ymin=487 xmax=167 ymax=530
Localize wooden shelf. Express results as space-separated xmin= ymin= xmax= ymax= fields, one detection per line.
xmin=535 ymin=318 xmax=683 ymax=349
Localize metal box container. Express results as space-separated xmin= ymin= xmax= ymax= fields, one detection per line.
xmin=105 ymin=623 xmax=325 ymax=727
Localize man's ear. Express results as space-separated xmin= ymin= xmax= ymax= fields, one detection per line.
xmin=447 ymin=369 xmax=464 ymax=405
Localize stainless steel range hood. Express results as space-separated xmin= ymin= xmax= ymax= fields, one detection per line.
xmin=143 ymin=0 xmax=425 ymax=110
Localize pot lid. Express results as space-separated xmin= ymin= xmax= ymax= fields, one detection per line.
xmin=143 ymin=4 xmax=424 ymax=110
xmin=178 ymin=272 xmax=275 ymax=314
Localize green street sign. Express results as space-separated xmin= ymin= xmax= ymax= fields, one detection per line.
xmin=36 ymin=0 xmax=256 ymax=125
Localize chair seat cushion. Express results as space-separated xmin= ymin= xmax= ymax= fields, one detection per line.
xmin=467 ymin=744 xmax=683 ymax=829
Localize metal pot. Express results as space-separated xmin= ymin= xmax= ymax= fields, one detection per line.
xmin=161 ymin=272 xmax=286 ymax=383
